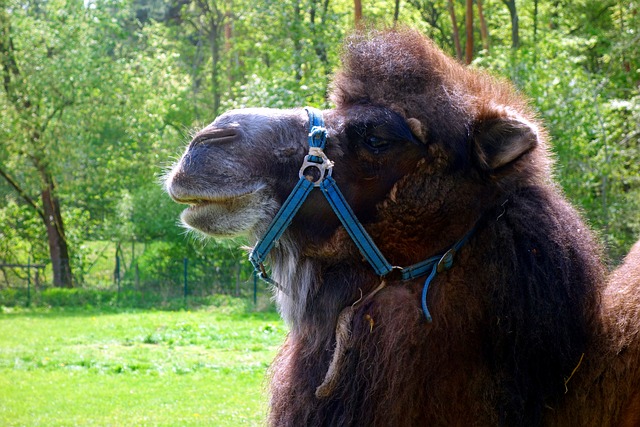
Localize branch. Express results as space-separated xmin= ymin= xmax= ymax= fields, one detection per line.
xmin=196 ymin=0 xmax=223 ymax=29
xmin=0 ymin=11 xmax=35 ymax=113
xmin=39 ymin=98 xmax=73 ymax=135
xmin=567 ymin=2 xmax=615 ymax=36
xmin=182 ymin=16 xmax=201 ymax=35
xmin=0 ymin=16 xmax=22 ymax=102
xmin=195 ymin=0 xmax=212 ymax=16
xmin=0 ymin=166 xmax=46 ymax=222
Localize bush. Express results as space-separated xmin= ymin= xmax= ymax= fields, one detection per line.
xmin=0 ymin=286 xmax=273 ymax=312
xmin=39 ymin=288 xmax=117 ymax=307
xmin=0 ymin=288 xmax=23 ymax=307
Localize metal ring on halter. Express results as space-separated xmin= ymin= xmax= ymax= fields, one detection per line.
xmin=298 ymin=149 xmax=334 ymax=186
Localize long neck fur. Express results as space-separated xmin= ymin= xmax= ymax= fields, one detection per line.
xmin=267 ymin=184 xmax=608 ymax=427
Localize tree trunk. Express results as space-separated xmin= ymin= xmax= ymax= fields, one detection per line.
xmin=447 ymin=0 xmax=462 ymax=60
xmin=293 ymin=0 xmax=303 ymax=81
xmin=194 ymin=0 xmax=223 ymax=115
xmin=502 ymin=0 xmax=519 ymax=49
xmin=550 ymin=0 xmax=560 ymax=30
xmin=1 ymin=164 xmax=73 ymax=288
xmin=2 ymin=5 xmax=73 ymax=288
xmin=533 ymin=0 xmax=539 ymax=63
xmin=477 ymin=0 xmax=489 ymax=51
xmin=41 ymin=185 xmax=73 ymax=288
xmin=354 ymin=0 xmax=362 ymax=24
xmin=209 ymin=29 xmax=221 ymax=114
xmin=533 ymin=0 xmax=538 ymax=45
xmin=393 ymin=0 xmax=400 ymax=23
xmin=33 ymin=150 xmax=73 ymax=288
xmin=465 ymin=0 xmax=474 ymax=64
xmin=224 ymin=1 xmax=232 ymax=52
xmin=309 ymin=0 xmax=331 ymax=74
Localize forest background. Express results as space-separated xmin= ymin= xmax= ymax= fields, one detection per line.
xmin=1 ymin=0 xmax=639 ymax=295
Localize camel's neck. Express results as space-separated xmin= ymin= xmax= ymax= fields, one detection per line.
xmin=272 ymin=250 xmax=376 ymax=335
xmin=267 ymin=186 xmax=618 ymax=426
xmin=268 ymin=201 xmax=485 ymax=331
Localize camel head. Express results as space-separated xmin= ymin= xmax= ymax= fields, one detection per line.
xmin=165 ymin=29 xmax=547 ymax=298
xmin=165 ymin=105 xmax=429 ymax=243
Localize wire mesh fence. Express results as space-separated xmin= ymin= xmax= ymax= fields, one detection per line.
xmin=0 ymin=255 xmax=267 ymax=308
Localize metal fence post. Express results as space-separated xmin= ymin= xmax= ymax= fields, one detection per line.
xmin=115 ymin=254 xmax=121 ymax=300
xmin=254 ymin=270 xmax=257 ymax=306
xmin=27 ymin=256 xmax=31 ymax=308
xmin=183 ymin=257 xmax=188 ymax=305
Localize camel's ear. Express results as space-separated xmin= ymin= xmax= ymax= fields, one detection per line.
xmin=473 ymin=112 xmax=538 ymax=171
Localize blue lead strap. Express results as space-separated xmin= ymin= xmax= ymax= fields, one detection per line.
xmin=320 ymin=176 xmax=394 ymax=277
xmin=249 ymin=107 xmax=327 ymax=278
xmin=418 ymin=228 xmax=475 ymax=322
xmin=305 ymin=107 xmax=327 ymax=163
xmin=249 ymin=178 xmax=314 ymax=276
xmin=421 ymin=264 xmax=439 ymax=323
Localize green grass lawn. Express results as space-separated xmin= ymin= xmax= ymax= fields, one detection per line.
xmin=0 ymin=305 xmax=286 ymax=426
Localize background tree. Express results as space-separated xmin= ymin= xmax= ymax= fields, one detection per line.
xmin=408 ymin=0 xmax=456 ymax=57
xmin=354 ymin=0 xmax=362 ymax=24
xmin=465 ymin=0 xmax=473 ymax=63
xmin=1 ymin=0 xmax=639 ymax=293
xmin=477 ymin=0 xmax=489 ymax=51
xmin=0 ymin=1 xmax=94 ymax=287
xmin=448 ymin=0 xmax=462 ymax=60
xmin=0 ymin=0 xmax=191 ymax=285
xmin=501 ymin=0 xmax=519 ymax=48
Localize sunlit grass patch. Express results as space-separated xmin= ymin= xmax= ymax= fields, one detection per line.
xmin=0 ymin=306 xmax=286 ymax=426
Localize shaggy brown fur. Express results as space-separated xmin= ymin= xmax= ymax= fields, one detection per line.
xmin=165 ymin=28 xmax=640 ymax=426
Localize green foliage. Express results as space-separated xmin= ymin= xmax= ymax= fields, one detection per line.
xmin=34 ymin=288 xmax=119 ymax=308
xmin=2 ymin=0 xmax=639 ymax=284
xmin=0 ymin=0 xmax=192 ymax=278
xmin=473 ymin=2 xmax=640 ymax=261
xmin=0 ymin=200 xmax=48 ymax=264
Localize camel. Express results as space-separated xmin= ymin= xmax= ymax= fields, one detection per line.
xmin=165 ymin=28 xmax=640 ymax=426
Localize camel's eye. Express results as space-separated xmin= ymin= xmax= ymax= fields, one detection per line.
xmin=364 ymin=135 xmax=390 ymax=151
xmin=344 ymin=106 xmax=416 ymax=154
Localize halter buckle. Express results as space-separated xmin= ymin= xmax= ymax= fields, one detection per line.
xmin=436 ymin=248 xmax=456 ymax=273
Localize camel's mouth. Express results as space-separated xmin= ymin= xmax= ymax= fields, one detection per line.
xmin=169 ymin=187 xmax=255 ymax=204
xmin=177 ymin=189 xmax=273 ymax=237
xmin=181 ymin=193 xmax=254 ymax=209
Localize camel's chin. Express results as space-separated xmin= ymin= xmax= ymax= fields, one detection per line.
xmin=180 ymin=194 xmax=273 ymax=237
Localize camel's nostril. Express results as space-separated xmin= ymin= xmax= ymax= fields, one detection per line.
xmin=192 ymin=127 xmax=239 ymax=146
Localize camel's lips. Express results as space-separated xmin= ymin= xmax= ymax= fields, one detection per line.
xmin=167 ymin=185 xmax=258 ymax=206
xmin=180 ymin=191 xmax=257 ymax=210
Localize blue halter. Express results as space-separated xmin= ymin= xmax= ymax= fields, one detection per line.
xmin=249 ymin=107 xmax=473 ymax=322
